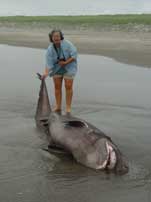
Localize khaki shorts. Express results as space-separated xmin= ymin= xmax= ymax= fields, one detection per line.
xmin=53 ymin=73 xmax=75 ymax=80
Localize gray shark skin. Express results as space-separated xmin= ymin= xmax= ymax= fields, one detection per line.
xmin=35 ymin=74 xmax=129 ymax=175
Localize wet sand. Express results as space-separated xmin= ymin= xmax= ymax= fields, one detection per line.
xmin=0 ymin=26 xmax=151 ymax=68
xmin=0 ymin=45 xmax=151 ymax=202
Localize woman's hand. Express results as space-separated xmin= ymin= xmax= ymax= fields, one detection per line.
xmin=59 ymin=57 xmax=75 ymax=68
xmin=41 ymin=68 xmax=49 ymax=80
xmin=58 ymin=57 xmax=75 ymax=67
xmin=41 ymin=73 xmax=48 ymax=80
xmin=58 ymin=60 xmax=66 ymax=67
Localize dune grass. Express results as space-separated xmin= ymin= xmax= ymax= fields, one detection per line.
xmin=0 ymin=14 xmax=151 ymax=26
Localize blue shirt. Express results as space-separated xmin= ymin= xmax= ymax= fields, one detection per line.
xmin=45 ymin=40 xmax=78 ymax=77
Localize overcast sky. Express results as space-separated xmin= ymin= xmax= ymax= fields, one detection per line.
xmin=0 ymin=0 xmax=151 ymax=16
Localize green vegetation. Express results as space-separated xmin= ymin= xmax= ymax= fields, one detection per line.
xmin=0 ymin=14 xmax=151 ymax=25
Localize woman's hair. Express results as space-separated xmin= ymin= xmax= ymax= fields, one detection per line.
xmin=49 ymin=29 xmax=64 ymax=42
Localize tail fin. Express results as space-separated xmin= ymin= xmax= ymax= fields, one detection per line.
xmin=35 ymin=73 xmax=51 ymax=124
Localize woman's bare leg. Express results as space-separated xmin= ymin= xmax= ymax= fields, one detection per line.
xmin=64 ymin=78 xmax=73 ymax=113
xmin=53 ymin=77 xmax=63 ymax=111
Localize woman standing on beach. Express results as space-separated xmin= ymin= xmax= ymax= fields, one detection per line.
xmin=42 ymin=29 xmax=78 ymax=114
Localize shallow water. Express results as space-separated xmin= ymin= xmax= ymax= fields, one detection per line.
xmin=0 ymin=45 xmax=151 ymax=202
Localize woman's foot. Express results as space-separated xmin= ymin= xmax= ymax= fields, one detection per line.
xmin=53 ymin=106 xmax=61 ymax=112
xmin=66 ymin=107 xmax=71 ymax=114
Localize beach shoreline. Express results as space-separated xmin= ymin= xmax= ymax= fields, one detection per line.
xmin=0 ymin=26 xmax=151 ymax=68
